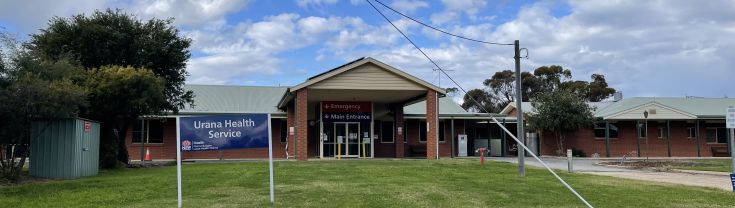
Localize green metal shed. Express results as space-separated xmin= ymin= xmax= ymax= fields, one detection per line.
xmin=29 ymin=118 xmax=100 ymax=179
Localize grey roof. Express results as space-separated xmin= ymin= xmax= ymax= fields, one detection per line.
xmin=513 ymin=101 xmax=612 ymax=115
xmin=404 ymin=97 xmax=475 ymax=115
xmin=594 ymin=97 xmax=735 ymax=118
xmin=181 ymin=85 xmax=289 ymax=115
xmin=180 ymin=85 xmax=475 ymax=116
xmin=511 ymin=97 xmax=735 ymax=119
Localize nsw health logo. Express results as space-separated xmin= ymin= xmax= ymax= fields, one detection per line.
xmin=182 ymin=140 xmax=192 ymax=151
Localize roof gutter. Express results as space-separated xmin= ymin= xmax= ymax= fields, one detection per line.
xmin=277 ymin=89 xmax=295 ymax=109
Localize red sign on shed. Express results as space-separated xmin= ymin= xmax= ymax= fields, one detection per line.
xmin=84 ymin=121 xmax=92 ymax=132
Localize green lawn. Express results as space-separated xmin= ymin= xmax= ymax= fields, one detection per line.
xmin=668 ymin=159 xmax=733 ymax=173
xmin=1 ymin=159 xmax=734 ymax=208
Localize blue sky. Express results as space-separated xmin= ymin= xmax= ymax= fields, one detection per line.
xmin=2 ymin=0 xmax=735 ymax=101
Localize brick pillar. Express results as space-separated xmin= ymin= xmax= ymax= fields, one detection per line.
xmin=426 ymin=90 xmax=438 ymax=160
xmin=295 ymin=89 xmax=309 ymax=161
xmin=286 ymin=104 xmax=296 ymax=158
xmin=394 ymin=106 xmax=405 ymax=158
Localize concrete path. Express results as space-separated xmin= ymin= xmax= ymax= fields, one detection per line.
xmin=488 ymin=157 xmax=733 ymax=191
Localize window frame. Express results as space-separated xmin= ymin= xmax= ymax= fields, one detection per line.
xmin=657 ymin=126 xmax=668 ymax=139
xmin=638 ymin=122 xmax=647 ymax=138
xmin=706 ymin=127 xmax=727 ymax=144
xmin=380 ymin=121 xmax=395 ymax=143
xmin=419 ymin=120 xmax=427 ymax=143
xmin=131 ymin=119 xmax=164 ymax=144
xmin=279 ymin=119 xmax=288 ymax=143
xmin=593 ymin=122 xmax=619 ymax=140
xmin=438 ymin=120 xmax=446 ymax=143
xmin=687 ymin=127 xmax=696 ymax=138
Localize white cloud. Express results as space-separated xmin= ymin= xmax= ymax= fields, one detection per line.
xmin=184 ymin=13 xmax=370 ymax=84
xmin=0 ymin=0 xmax=107 ymax=33
xmin=0 ymin=0 xmax=250 ymax=33
xmin=187 ymin=51 xmax=280 ymax=85
xmin=324 ymin=0 xmax=735 ymax=99
xmin=430 ymin=0 xmax=487 ymax=24
xmin=389 ymin=0 xmax=429 ymax=13
xmin=295 ymin=0 xmax=339 ymax=8
xmin=3 ymin=0 xmax=734 ymax=98
xmin=130 ymin=0 xmax=251 ymax=27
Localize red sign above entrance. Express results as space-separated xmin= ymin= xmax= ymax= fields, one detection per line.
xmin=321 ymin=101 xmax=372 ymax=113
xmin=321 ymin=101 xmax=372 ymax=123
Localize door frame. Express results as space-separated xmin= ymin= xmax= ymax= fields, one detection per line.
xmin=318 ymin=102 xmax=375 ymax=159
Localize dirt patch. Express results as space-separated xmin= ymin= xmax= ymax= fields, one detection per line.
xmin=600 ymin=160 xmax=712 ymax=172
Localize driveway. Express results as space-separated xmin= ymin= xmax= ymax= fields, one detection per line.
xmin=488 ymin=157 xmax=733 ymax=191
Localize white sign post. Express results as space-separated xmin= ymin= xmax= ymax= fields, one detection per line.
xmin=727 ymin=107 xmax=735 ymax=192
xmin=727 ymin=107 xmax=735 ymax=174
xmin=267 ymin=114 xmax=275 ymax=203
xmin=176 ymin=117 xmax=182 ymax=208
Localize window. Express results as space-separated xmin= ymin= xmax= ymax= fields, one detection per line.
xmin=402 ymin=121 xmax=407 ymax=143
xmin=419 ymin=121 xmax=427 ymax=142
xmin=594 ymin=123 xmax=618 ymax=139
xmin=686 ymin=123 xmax=696 ymax=138
xmin=638 ymin=123 xmax=647 ymax=138
xmin=418 ymin=120 xmax=446 ymax=142
xmin=706 ymin=128 xmax=727 ymax=144
xmin=279 ymin=120 xmax=287 ymax=143
xmin=657 ymin=126 xmax=668 ymax=139
xmin=380 ymin=121 xmax=394 ymax=143
xmin=439 ymin=121 xmax=446 ymax=142
xmin=132 ymin=119 xmax=164 ymax=144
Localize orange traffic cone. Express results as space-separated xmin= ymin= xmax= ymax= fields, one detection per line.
xmin=144 ymin=148 xmax=152 ymax=161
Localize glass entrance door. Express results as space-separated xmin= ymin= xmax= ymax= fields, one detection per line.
xmin=335 ymin=122 xmax=360 ymax=157
xmin=321 ymin=121 xmax=372 ymax=158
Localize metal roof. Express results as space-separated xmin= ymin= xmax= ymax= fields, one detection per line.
xmin=505 ymin=97 xmax=735 ymax=119
xmin=595 ymin=97 xmax=735 ymax=118
xmin=180 ymin=85 xmax=480 ymax=117
xmin=181 ymin=85 xmax=289 ymax=115
xmin=404 ymin=97 xmax=472 ymax=115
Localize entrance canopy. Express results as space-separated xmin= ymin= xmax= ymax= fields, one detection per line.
xmin=277 ymin=57 xmax=446 ymax=108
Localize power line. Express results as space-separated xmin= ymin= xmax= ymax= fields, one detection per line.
xmin=365 ymin=0 xmax=479 ymax=111
xmin=365 ymin=1 xmax=593 ymax=207
xmin=372 ymin=0 xmax=513 ymax=46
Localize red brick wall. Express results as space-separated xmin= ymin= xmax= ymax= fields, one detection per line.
xmin=295 ymin=89 xmax=309 ymax=160
xmin=539 ymin=120 xmax=729 ymax=157
xmin=286 ymin=103 xmax=295 ymax=158
xmin=125 ymin=118 xmax=288 ymax=160
xmin=697 ymin=121 xmax=729 ymax=157
xmin=426 ymin=90 xmax=438 ymax=159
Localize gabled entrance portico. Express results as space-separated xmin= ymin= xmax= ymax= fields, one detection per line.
xmin=277 ymin=57 xmax=446 ymax=161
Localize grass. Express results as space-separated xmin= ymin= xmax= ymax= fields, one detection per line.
xmin=667 ymin=159 xmax=733 ymax=173
xmin=1 ymin=159 xmax=734 ymax=208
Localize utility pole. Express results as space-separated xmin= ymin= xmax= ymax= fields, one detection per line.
xmin=514 ymin=40 xmax=525 ymax=177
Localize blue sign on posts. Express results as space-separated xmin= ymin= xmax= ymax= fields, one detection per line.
xmin=179 ymin=114 xmax=269 ymax=151
xmin=730 ymin=174 xmax=735 ymax=192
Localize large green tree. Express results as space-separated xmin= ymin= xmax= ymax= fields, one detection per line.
xmin=526 ymin=89 xmax=596 ymax=155
xmin=0 ymin=34 xmax=88 ymax=180
xmin=83 ymin=66 xmax=167 ymax=168
xmin=461 ymin=65 xmax=616 ymax=112
xmin=461 ymin=89 xmax=496 ymax=113
xmin=28 ymin=9 xmax=193 ymax=167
